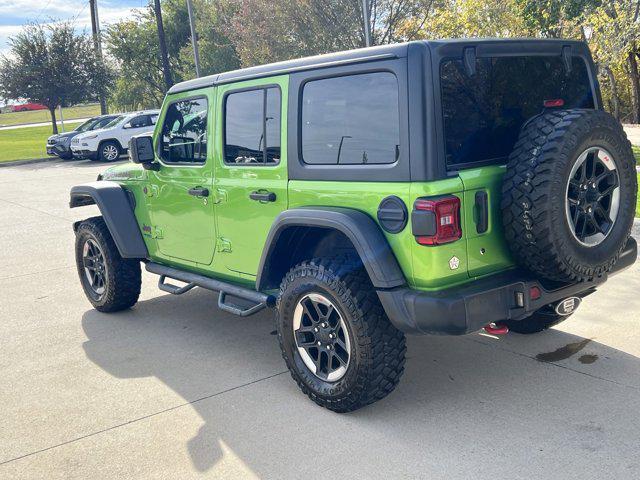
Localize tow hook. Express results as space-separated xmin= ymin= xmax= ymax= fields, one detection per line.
xmin=483 ymin=323 xmax=509 ymax=335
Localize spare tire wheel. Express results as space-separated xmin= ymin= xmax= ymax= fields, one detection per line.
xmin=501 ymin=109 xmax=637 ymax=283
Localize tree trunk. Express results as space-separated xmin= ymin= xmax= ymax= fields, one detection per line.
xmin=49 ymin=107 xmax=58 ymax=135
xmin=153 ymin=0 xmax=173 ymax=91
xmin=628 ymin=49 xmax=640 ymax=124
xmin=604 ymin=66 xmax=620 ymax=120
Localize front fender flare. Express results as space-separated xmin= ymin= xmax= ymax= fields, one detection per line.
xmin=70 ymin=181 xmax=148 ymax=259
xmin=256 ymin=207 xmax=406 ymax=291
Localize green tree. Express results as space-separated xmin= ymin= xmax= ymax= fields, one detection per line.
xmin=0 ymin=22 xmax=113 ymax=134
xmin=107 ymin=0 xmax=240 ymax=109
xmin=106 ymin=0 xmax=191 ymax=110
xmin=229 ymin=0 xmax=439 ymax=66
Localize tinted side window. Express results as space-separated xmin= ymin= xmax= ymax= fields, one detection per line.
xmin=441 ymin=56 xmax=594 ymax=168
xmin=160 ymin=97 xmax=208 ymax=164
xmin=224 ymin=87 xmax=281 ymax=165
xmin=127 ymin=115 xmax=150 ymax=128
xmin=301 ymin=72 xmax=400 ymax=165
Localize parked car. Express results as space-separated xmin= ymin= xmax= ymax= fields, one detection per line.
xmin=70 ymin=110 xmax=160 ymax=161
xmin=11 ymin=102 xmax=47 ymax=112
xmin=46 ymin=115 xmax=120 ymax=160
xmin=70 ymin=40 xmax=637 ymax=412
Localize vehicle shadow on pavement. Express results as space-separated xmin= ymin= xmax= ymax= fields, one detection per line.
xmin=81 ymin=288 xmax=640 ymax=476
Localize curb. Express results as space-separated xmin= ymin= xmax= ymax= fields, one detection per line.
xmin=0 ymin=157 xmax=57 ymax=168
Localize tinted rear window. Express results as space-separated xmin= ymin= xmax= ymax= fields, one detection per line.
xmin=441 ymin=56 xmax=594 ymax=168
xmin=301 ymin=72 xmax=400 ymax=165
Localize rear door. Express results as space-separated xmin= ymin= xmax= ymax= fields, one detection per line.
xmin=458 ymin=166 xmax=512 ymax=277
xmin=439 ymin=48 xmax=596 ymax=277
xmin=213 ymin=75 xmax=288 ymax=277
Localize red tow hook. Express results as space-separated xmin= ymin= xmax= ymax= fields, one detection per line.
xmin=483 ymin=323 xmax=509 ymax=335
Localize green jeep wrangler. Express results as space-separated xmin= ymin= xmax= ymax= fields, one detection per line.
xmin=71 ymin=39 xmax=638 ymax=412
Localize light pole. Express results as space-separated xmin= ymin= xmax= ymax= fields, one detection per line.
xmin=89 ymin=0 xmax=107 ymax=113
xmin=186 ymin=0 xmax=201 ymax=77
xmin=361 ymin=0 xmax=372 ymax=47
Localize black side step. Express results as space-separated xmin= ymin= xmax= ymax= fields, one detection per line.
xmin=146 ymin=262 xmax=275 ymax=317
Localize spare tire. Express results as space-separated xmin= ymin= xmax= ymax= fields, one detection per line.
xmin=502 ymin=109 xmax=637 ymax=283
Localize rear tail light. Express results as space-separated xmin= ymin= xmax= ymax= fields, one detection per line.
xmin=543 ymin=98 xmax=565 ymax=108
xmin=412 ymin=196 xmax=462 ymax=246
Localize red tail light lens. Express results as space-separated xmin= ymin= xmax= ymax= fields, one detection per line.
xmin=543 ymin=98 xmax=565 ymax=108
xmin=413 ymin=196 xmax=462 ymax=246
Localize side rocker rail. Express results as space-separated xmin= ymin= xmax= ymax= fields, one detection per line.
xmin=146 ymin=262 xmax=276 ymax=317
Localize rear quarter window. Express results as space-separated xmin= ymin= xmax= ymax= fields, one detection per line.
xmin=301 ymin=72 xmax=400 ymax=166
xmin=441 ymin=56 xmax=595 ymax=168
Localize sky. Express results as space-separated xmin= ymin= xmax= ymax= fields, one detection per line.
xmin=0 ymin=0 xmax=147 ymax=54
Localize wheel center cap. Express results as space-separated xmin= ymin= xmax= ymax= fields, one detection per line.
xmin=317 ymin=327 xmax=333 ymax=344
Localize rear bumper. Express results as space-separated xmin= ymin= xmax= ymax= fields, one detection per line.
xmin=378 ymin=237 xmax=637 ymax=335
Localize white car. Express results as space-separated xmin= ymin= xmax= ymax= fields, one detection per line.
xmin=71 ymin=110 xmax=160 ymax=161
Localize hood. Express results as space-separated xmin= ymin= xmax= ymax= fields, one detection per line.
xmin=48 ymin=131 xmax=79 ymax=142
xmin=75 ymin=126 xmax=113 ymax=140
xmin=101 ymin=162 xmax=146 ymax=182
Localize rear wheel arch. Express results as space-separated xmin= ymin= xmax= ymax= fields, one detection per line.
xmin=256 ymin=208 xmax=406 ymax=291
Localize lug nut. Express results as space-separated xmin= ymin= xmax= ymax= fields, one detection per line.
xmin=317 ymin=341 xmax=321 ymax=346
xmin=329 ymin=333 xmax=335 ymax=339
xmin=321 ymin=322 xmax=327 ymax=328
xmin=314 ymin=327 xmax=319 ymax=332
xmin=326 ymin=345 xmax=331 ymax=350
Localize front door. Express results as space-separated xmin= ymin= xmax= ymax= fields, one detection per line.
xmin=213 ymin=76 xmax=288 ymax=276
xmin=146 ymin=89 xmax=216 ymax=265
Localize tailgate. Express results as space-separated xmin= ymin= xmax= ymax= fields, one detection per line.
xmin=458 ymin=165 xmax=515 ymax=278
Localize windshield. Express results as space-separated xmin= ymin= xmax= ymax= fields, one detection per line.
xmin=441 ymin=55 xmax=595 ymax=168
xmin=103 ymin=115 xmax=125 ymax=129
xmin=74 ymin=119 xmax=98 ymax=133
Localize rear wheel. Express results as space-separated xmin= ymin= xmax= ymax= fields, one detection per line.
xmin=276 ymin=255 xmax=406 ymax=412
xmin=98 ymin=141 xmax=120 ymax=162
xmin=75 ymin=217 xmax=141 ymax=312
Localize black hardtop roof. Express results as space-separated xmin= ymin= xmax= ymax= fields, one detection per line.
xmin=168 ymin=38 xmax=589 ymax=94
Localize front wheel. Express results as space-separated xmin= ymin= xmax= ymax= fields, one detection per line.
xmin=98 ymin=141 xmax=121 ymax=162
xmin=75 ymin=217 xmax=141 ymax=312
xmin=276 ymin=255 xmax=406 ymax=412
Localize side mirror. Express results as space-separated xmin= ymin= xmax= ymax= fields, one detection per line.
xmin=129 ymin=135 xmax=158 ymax=170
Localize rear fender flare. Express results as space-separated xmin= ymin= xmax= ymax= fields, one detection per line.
xmin=256 ymin=207 xmax=406 ymax=291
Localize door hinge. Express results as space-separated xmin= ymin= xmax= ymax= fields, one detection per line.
xmin=217 ymin=237 xmax=232 ymax=253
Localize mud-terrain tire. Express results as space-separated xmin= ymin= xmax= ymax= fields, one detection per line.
xmin=503 ymin=307 xmax=572 ymax=334
xmin=502 ymin=109 xmax=637 ymax=283
xmin=75 ymin=216 xmax=141 ymax=312
xmin=276 ymin=255 xmax=406 ymax=413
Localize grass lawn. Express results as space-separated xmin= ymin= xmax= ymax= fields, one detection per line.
xmin=0 ymin=125 xmax=63 ymax=162
xmin=0 ymin=104 xmax=100 ymax=127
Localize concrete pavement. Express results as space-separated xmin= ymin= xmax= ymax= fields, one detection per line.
xmin=0 ymin=159 xmax=639 ymax=479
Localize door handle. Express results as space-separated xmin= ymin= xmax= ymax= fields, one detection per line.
xmin=188 ymin=187 xmax=210 ymax=197
xmin=475 ymin=190 xmax=488 ymax=234
xmin=249 ymin=191 xmax=276 ymax=202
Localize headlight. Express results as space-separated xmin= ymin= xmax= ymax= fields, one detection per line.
xmin=84 ymin=134 xmax=98 ymax=139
